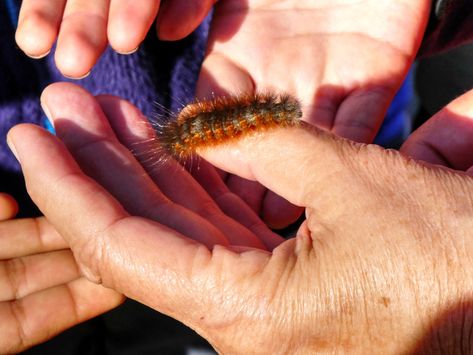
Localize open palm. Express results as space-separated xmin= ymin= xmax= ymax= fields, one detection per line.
xmin=196 ymin=0 xmax=431 ymax=227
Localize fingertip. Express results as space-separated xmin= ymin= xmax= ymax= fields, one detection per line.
xmin=107 ymin=1 xmax=158 ymax=53
xmin=54 ymin=44 xmax=93 ymax=79
xmin=96 ymin=94 xmax=152 ymax=140
xmin=41 ymin=82 xmax=89 ymax=101
xmin=107 ymin=22 xmax=142 ymax=54
xmin=156 ymin=0 xmax=214 ymax=41
xmin=7 ymin=124 xmax=51 ymax=167
xmin=54 ymin=21 xmax=106 ymax=79
xmin=401 ymin=89 xmax=473 ymax=170
xmin=40 ymin=82 xmax=93 ymax=120
xmin=16 ymin=12 xmax=57 ymax=58
xmin=196 ymin=55 xmax=255 ymax=99
xmin=0 ymin=193 xmax=19 ymax=220
xmin=332 ymin=87 xmax=392 ymax=143
xmin=262 ymin=191 xmax=303 ymax=230
xmin=54 ymin=40 xmax=94 ymax=79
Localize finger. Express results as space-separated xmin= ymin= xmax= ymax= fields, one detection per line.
xmin=225 ymin=176 xmax=265 ymax=213
xmin=224 ymin=176 xmax=303 ymax=230
xmin=196 ymin=122 xmax=358 ymax=211
xmin=108 ymin=0 xmax=160 ymax=53
xmin=7 ymin=124 xmax=236 ymax=324
xmin=39 ymin=83 xmax=227 ymax=246
xmin=0 ymin=250 xmax=79 ymax=302
xmin=401 ymin=89 xmax=473 ymax=172
xmin=156 ymin=0 xmax=215 ymax=40
xmin=331 ymin=86 xmax=393 ymax=143
xmin=0 ymin=278 xmax=122 ymax=354
xmin=15 ymin=0 xmax=66 ymax=58
xmin=261 ymin=191 xmax=304 ymax=230
xmin=8 ymin=123 xmax=272 ymax=341
xmin=54 ymin=0 xmax=110 ymax=78
xmin=0 ymin=193 xmax=19 ymax=220
xmin=190 ymin=160 xmax=285 ymax=250
xmin=196 ymin=54 xmax=255 ymax=99
xmin=96 ymin=95 xmax=267 ymax=249
xmin=0 ymin=217 xmax=66 ymax=259
xmin=196 ymin=56 xmax=292 ymax=244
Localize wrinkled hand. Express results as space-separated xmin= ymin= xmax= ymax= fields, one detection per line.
xmin=1 ymin=82 xmax=282 ymax=353
xmin=8 ymin=84 xmax=473 ymax=353
xmin=196 ymin=0 xmax=431 ymax=228
xmin=15 ymin=0 xmax=215 ymax=78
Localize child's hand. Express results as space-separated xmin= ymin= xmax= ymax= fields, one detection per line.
xmin=15 ymin=0 xmax=215 ymax=78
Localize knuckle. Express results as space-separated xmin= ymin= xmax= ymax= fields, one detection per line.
xmin=4 ymin=258 xmax=27 ymax=299
xmin=6 ymin=300 xmax=29 ymax=353
xmin=72 ymin=237 xmax=107 ymax=285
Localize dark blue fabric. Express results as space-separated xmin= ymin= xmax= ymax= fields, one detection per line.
xmin=5 ymin=0 xmax=19 ymax=27
xmin=0 ymin=0 xmax=210 ymax=174
xmin=374 ymin=69 xmax=415 ymax=148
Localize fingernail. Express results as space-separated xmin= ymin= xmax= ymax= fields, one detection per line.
xmin=6 ymin=137 xmax=19 ymax=161
xmin=63 ymin=71 xmax=91 ymax=80
xmin=41 ymin=101 xmax=53 ymax=125
xmin=25 ymin=49 xmax=51 ymax=59
xmin=116 ymin=46 xmax=139 ymax=55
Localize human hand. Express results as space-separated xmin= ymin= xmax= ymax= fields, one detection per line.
xmin=0 ymin=216 xmax=123 ymax=353
xmin=9 ymin=84 xmax=473 ymax=353
xmin=195 ymin=0 xmax=431 ymax=228
xmin=1 ymin=81 xmax=283 ymax=353
xmin=0 ymin=193 xmax=120 ymax=352
xmin=0 ymin=193 xmax=18 ymax=221
xmin=15 ymin=0 xmax=215 ymax=78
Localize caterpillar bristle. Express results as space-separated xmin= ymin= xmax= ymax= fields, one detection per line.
xmin=156 ymin=92 xmax=302 ymax=160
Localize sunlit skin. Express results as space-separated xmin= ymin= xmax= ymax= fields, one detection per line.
xmin=14 ymin=0 xmax=432 ymax=228
xmin=4 ymin=83 xmax=473 ymax=353
xmin=15 ymin=0 xmax=216 ymax=77
xmin=194 ymin=0 xmax=432 ymax=228
xmin=0 ymin=193 xmax=18 ymax=220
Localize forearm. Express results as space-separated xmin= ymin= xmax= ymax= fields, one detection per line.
xmin=420 ymin=0 xmax=473 ymax=55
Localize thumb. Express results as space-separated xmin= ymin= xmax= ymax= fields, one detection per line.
xmin=401 ymin=89 xmax=473 ymax=172
xmin=197 ymin=122 xmax=367 ymax=211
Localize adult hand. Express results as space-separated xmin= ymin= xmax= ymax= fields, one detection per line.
xmin=9 ymin=84 xmax=473 ymax=353
xmin=2 ymin=81 xmax=282 ymax=352
xmin=0 ymin=215 xmax=123 ymax=353
xmin=0 ymin=194 xmax=120 ymax=353
xmin=0 ymin=193 xmax=18 ymax=220
xmin=196 ymin=0 xmax=431 ymax=228
xmin=200 ymin=0 xmax=430 ymax=140
xmin=15 ymin=0 xmax=215 ymax=78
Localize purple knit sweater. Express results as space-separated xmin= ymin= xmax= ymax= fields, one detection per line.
xmin=0 ymin=1 xmax=210 ymax=174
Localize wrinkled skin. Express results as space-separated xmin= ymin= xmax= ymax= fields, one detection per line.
xmin=4 ymin=83 xmax=473 ymax=353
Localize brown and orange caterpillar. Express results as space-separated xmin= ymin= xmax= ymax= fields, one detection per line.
xmin=157 ymin=92 xmax=303 ymax=160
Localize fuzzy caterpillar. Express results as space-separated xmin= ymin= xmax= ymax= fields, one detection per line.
xmin=157 ymin=92 xmax=303 ymax=160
